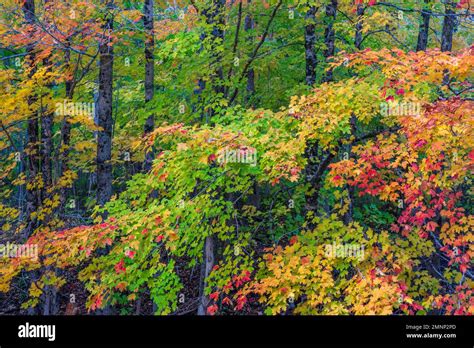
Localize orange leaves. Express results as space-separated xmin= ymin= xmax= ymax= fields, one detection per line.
xmin=89 ymin=294 xmax=104 ymax=312
xmin=115 ymin=282 xmax=127 ymax=292
xmin=209 ymin=291 xmax=219 ymax=301
xmin=289 ymin=235 xmax=298 ymax=245
xmin=235 ymin=295 xmax=247 ymax=311
xmin=300 ymin=256 xmax=310 ymax=265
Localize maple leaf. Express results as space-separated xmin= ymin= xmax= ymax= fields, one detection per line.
xmin=207 ymin=304 xmax=218 ymax=315
xmin=222 ymin=297 xmax=232 ymax=306
xmin=124 ymin=250 xmax=136 ymax=259
xmin=114 ymin=259 xmax=126 ymax=274
xmin=208 ymin=154 xmax=217 ymax=163
xmin=209 ymin=291 xmax=219 ymax=301
xmin=235 ymin=296 xmax=247 ymax=311
xmin=289 ymin=236 xmax=298 ymax=245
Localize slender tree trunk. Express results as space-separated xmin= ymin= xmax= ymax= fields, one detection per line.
xmin=244 ymin=3 xmax=255 ymax=99
xmin=22 ymin=0 xmax=40 ymax=239
xmin=197 ymin=235 xmax=215 ymax=315
xmin=441 ymin=3 xmax=455 ymax=86
xmin=322 ymin=0 xmax=337 ymax=82
xmin=41 ymin=1 xmax=54 ymax=201
xmin=354 ymin=4 xmax=365 ymax=50
xmin=96 ymin=0 xmax=114 ymax=208
xmin=208 ymin=0 xmax=226 ymax=101
xmin=416 ymin=0 xmax=431 ymax=51
xmin=441 ymin=4 xmax=455 ymax=52
xmin=41 ymin=57 xmax=54 ymax=221
xmin=143 ymin=0 xmax=155 ymax=173
xmin=59 ymin=46 xmax=73 ymax=211
xmin=197 ymin=0 xmax=226 ymax=315
xmin=304 ymin=6 xmax=318 ymax=86
xmin=343 ymin=114 xmax=357 ymax=224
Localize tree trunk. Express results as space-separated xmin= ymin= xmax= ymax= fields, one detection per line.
xmin=416 ymin=1 xmax=431 ymax=51
xmin=322 ymin=0 xmax=337 ymax=82
xmin=59 ymin=47 xmax=73 ymax=211
xmin=22 ymin=0 xmax=40 ymax=239
xmin=244 ymin=3 xmax=255 ymax=99
xmin=143 ymin=0 xmax=155 ymax=172
xmin=196 ymin=0 xmax=225 ymax=315
xmin=441 ymin=4 xmax=455 ymax=52
xmin=441 ymin=3 xmax=455 ymax=86
xmin=96 ymin=0 xmax=114 ymax=208
xmin=304 ymin=6 xmax=318 ymax=86
xmin=354 ymin=4 xmax=365 ymax=50
xmin=197 ymin=235 xmax=215 ymax=315
xmin=208 ymin=0 xmax=226 ymax=101
xmin=40 ymin=55 xmax=53 ymax=221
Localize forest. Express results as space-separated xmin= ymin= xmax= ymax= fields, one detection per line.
xmin=0 ymin=0 xmax=472 ymax=316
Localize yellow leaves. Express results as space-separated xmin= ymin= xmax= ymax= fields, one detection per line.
xmin=346 ymin=275 xmax=398 ymax=315
xmin=74 ymin=140 xmax=95 ymax=152
xmin=29 ymin=282 xmax=42 ymax=298
xmin=295 ymin=79 xmax=381 ymax=150
xmin=166 ymin=229 xmax=179 ymax=242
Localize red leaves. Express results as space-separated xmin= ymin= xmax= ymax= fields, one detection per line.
xmin=241 ymin=270 xmax=251 ymax=282
xmin=290 ymin=167 xmax=299 ymax=176
xmin=114 ymin=259 xmax=126 ymax=274
xmin=235 ymin=296 xmax=247 ymax=311
xmin=90 ymin=294 xmax=103 ymax=311
xmin=289 ymin=235 xmax=298 ymax=245
xmin=124 ymin=249 xmax=136 ymax=259
xmin=155 ymin=235 xmax=164 ymax=243
xmin=208 ymin=154 xmax=217 ymax=163
xmin=207 ymin=304 xmax=218 ymax=315
xmin=413 ymin=139 xmax=427 ymax=149
xmin=209 ymin=291 xmax=220 ymax=301
xmin=332 ymin=175 xmax=343 ymax=185
xmin=223 ymin=281 xmax=233 ymax=293
xmin=417 ymin=229 xmax=428 ymax=239
xmin=425 ymin=221 xmax=438 ymax=232
xmin=434 ymin=285 xmax=472 ymax=315
xmin=468 ymin=150 xmax=474 ymax=161
xmin=158 ymin=173 xmax=168 ymax=182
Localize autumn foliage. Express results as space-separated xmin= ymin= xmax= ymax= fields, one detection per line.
xmin=0 ymin=0 xmax=472 ymax=316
